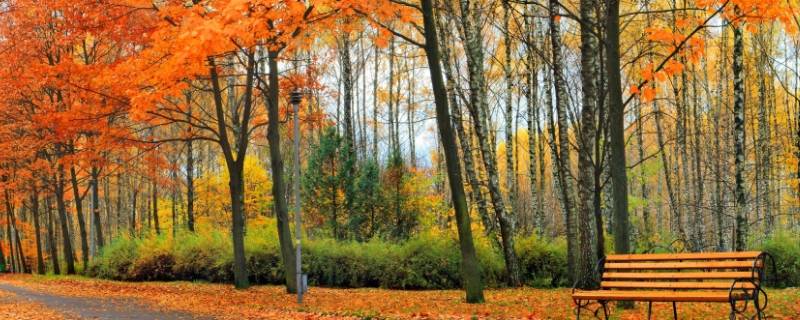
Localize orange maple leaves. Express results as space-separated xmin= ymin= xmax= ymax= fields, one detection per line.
xmin=628 ymin=0 xmax=797 ymax=102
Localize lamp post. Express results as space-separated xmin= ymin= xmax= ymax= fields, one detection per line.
xmin=289 ymin=89 xmax=305 ymax=304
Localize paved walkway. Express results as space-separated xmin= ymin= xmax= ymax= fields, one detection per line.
xmin=0 ymin=282 xmax=208 ymax=319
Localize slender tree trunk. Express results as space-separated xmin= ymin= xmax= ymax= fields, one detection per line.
xmin=459 ymin=0 xmax=521 ymax=286
xmin=131 ymin=187 xmax=138 ymax=236
xmin=152 ymin=180 xmax=160 ymax=235
xmin=55 ymin=169 xmax=76 ymax=274
xmin=526 ymin=30 xmax=541 ymax=236
xmin=372 ymin=46 xmax=380 ymax=162
xmin=186 ymin=94 xmax=196 ymax=232
xmin=577 ymin=0 xmax=599 ymax=285
xmin=265 ymin=50 xmax=298 ymax=293
xmin=69 ymin=165 xmax=90 ymax=270
xmin=635 ymin=99 xmax=650 ymax=238
xmin=502 ymin=0 xmax=517 ymax=241
xmin=31 ymin=189 xmax=45 ymax=274
xmin=6 ymin=191 xmax=28 ymax=273
xmin=605 ymin=0 xmax=631 ymax=256
xmin=548 ymin=0 xmax=578 ymax=280
xmin=341 ymin=35 xmax=358 ymax=235
xmin=5 ymin=193 xmax=17 ymax=273
xmin=690 ymin=70 xmax=705 ymax=251
xmin=90 ymin=166 xmax=104 ymax=250
xmin=45 ymin=195 xmax=60 ymax=274
xmin=436 ymin=14 xmax=493 ymax=236
xmin=732 ymin=20 xmax=748 ymax=251
xmin=209 ymin=53 xmax=253 ymax=289
xmin=421 ymin=0 xmax=485 ymax=302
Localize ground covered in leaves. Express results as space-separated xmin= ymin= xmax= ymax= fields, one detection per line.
xmin=0 ymin=274 xmax=797 ymax=319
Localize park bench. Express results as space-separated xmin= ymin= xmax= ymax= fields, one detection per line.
xmin=571 ymin=251 xmax=775 ymax=320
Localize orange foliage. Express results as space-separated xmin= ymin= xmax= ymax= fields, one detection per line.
xmin=2 ymin=274 xmax=799 ymax=319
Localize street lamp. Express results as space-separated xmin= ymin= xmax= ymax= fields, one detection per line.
xmin=289 ymin=89 xmax=306 ymax=304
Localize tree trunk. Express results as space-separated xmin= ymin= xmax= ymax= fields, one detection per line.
xmin=265 ymin=50 xmax=298 ymax=293
xmin=502 ymin=0 xmax=517 ymax=240
xmin=372 ymin=46 xmax=380 ymax=162
xmin=732 ymin=21 xmax=748 ymax=251
xmin=459 ymin=0 xmax=521 ymax=287
xmin=577 ymin=0 xmax=599 ymax=285
xmin=605 ymin=0 xmax=631 ymax=256
xmin=186 ymin=93 xmax=196 ymax=232
xmin=69 ymin=165 xmax=90 ymax=270
xmin=6 ymin=191 xmax=28 ymax=273
xmin=208 ymin=54 xmax=252 ymax=289
xmin=31 ymin=189 xmax=46 ymax=274
xmin=421 ymin=0 xmax=485 ymax=302
xmin=55 ymin=169 xmax=76 ymax=274
xmin=548 ymin=0 xmax=578 ymax=280
xmin=152 ymin=180 xmax=160 ymax=235
xmin=91 ymin=166 xmax=104 ymax=250
xmin=436 ymin=14 xmax=493 ymax=236
xmin=45 ymin=195 xmax=60 ymax=274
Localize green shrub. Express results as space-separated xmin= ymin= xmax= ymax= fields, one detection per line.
xmin=305 ymin=239 xmax=388 ymax=287
xmin=246 ymin=224 xmax=285 ymax=284
xmin=760 ymin=231 xmax=800 ymax=288
xmin=515 ymin=235 xmax=568 ymax=287
xmin=87 ymin=235 xmax=139 ymax=280
xmin=172 ymin=231 xmax=227 ymax=281
xmin=89 ymin=222 xmax=570 ymax=289
xmin=382 ymin=235 xmax=460 ymax=289
xmin=130 ymin=235 xmax=175 ymax=281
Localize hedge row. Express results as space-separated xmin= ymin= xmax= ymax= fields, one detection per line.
xmin=87 ymin=223 xmax=569 ymax=289
xmin=87 ymin=223 xmax=799 ymax=289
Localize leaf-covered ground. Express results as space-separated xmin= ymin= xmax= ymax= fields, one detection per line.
xmin=0 ymin=274 xmax=797 ymax=319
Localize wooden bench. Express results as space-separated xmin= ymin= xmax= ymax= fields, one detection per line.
xmin=571 ymin=251 xmax=775 ymax=320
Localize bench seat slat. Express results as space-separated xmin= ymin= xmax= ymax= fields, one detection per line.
xmin=604 ymin=261 xmax=759 ymax=270
xmin=605 ymin=251 xmax=762 ymax=262
xmin=601 ymin=281 xmax=757 ymax=290
xmin=602 ymin=271 xmax=754 ymax=280
xmin=573 ymin=290 xmax=746 ymax=302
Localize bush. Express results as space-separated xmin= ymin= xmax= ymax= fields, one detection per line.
xmin=130 ymin=235 xmax=175 ymax=281
xmin=515 ymin=235 xmax=568 ymax=288
xmin=89 ymin=221 xmax=568 ymax=289
xmin=760 ymin=231 xmax=800 ymax=288
xmin=87 ymin=235 xmax=139 ymax=280
xmin=382 ymin=235 xmax=461 ymax=289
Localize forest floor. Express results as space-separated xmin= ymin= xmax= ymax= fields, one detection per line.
xmin=0 ymin=274 xmax=797 ymax=319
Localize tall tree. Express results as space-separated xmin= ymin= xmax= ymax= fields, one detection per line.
xmin=548 ymin=0 xmax=577 ymax=280
xmin=605 ymin=0 xmax=631 ymax=257
xmin=732 ymin=17 xmax=748 ymax=251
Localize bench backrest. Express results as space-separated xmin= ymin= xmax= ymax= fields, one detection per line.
xmin=600 ymin=251 xmax=765 ymax=292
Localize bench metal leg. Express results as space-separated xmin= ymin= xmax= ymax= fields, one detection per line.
xmin=672 ymin=302 xmax=677 ymax=320
xmin=601 ymin=301 xmax=609 ymax=320
xmin=647 ymin=302 xmax=652 ymax=320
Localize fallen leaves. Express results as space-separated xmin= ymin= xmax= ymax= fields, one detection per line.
xmin=0 ymin=288 xmax=71 ymax=320
xmin=0 ymin=274 xmax=797 ymax=319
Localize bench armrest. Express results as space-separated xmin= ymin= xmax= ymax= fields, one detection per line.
xmin=728 ymin=278 xmax=767 ymax=314
xmin=756 ymin=252 xmax=777 ymax=287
